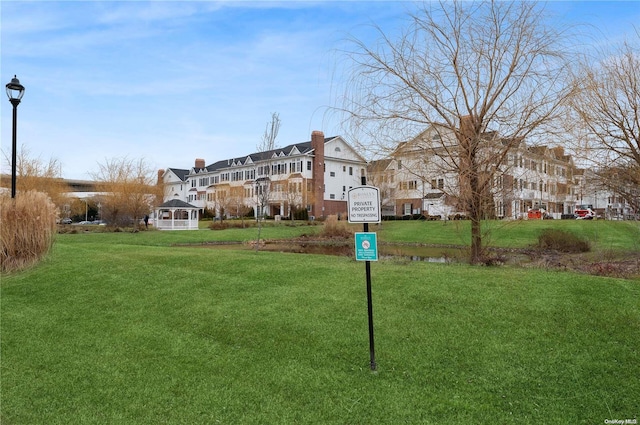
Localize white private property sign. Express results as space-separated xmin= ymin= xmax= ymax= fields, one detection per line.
xmin=348 ymin=186 xmax=381 ymax=223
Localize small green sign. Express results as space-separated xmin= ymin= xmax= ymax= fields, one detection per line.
xmin=355 ymin=232 xmax=378 ymax=261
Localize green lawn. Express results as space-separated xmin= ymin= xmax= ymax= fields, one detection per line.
xmin=1 ymin=221 xmax=639 ymax=424
xmin=374 ymin=219 xmax=640 ymax=251
xmin=63 ymin=218 xmax=640 ymax=251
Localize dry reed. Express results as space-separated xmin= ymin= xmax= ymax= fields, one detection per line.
xmin=1 ymin=190 xmax=58 ymax=273
xmin=319 ymin=215 xmax=354 ymax=238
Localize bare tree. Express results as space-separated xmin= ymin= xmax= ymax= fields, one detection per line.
xmin=91 ymin=157 xmax=156 ymax=228
xmin=1 ymin=145 xmax=70 ymax=212
xmin=229 ymin=185 xmax=251 ymax=226
xmin=339 ymin=0 xmax=574 ymax=263
xmin=569 ymin=34 xmax=640 ymax=216
xmin=255 ymin=112 xmax=281 ymax=250
xmin=212 ymin=185 xmax=230 ymax=220
xmin=366 ymin=160 xmax=397 ymax=217
xmin=283 ymin=177 xmax=304 ymax=222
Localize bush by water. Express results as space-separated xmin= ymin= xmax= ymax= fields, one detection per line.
xmin=536 ymin=228 xmax=590 ymax=253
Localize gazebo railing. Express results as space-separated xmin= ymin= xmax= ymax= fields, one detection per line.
xmin=155 ymin=219 xmax=199 ymax=230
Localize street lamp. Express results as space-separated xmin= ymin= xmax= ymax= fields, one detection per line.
xmin=6 ymin=75 xmax=25 ymax=199
xmin=81 ymin=198 xmax=88 ymax=222
xmin=539 ymin=180 xmax=543 ymax=220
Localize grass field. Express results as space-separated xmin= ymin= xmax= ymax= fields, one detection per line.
xmin=61 ymin=218 xmax=640 ymax=251
xmin=1 ymin=220 xmax=639 ymax=424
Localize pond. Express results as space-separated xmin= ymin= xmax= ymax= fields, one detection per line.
xmin=187 ymin=241 xmax=467 ymax=263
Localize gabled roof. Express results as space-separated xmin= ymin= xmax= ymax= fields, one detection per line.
xmin=367 ymin=158 xmax=395 ymax=173
xmin=324 ymin=136 xmax=368 ymax=162
xmin=158 ymin=199 xmax=198 ymax=209
xmin=200 ymin=136 xmax=339 ymax=172
xmin=424 ymin=192 xmax=445 ymax=199
xmin=500 ymin=136 xmax=525 ymax=148
xmin=166 ymin=168 xmax=190 ymax=182
xmin=204 ymin=159 xmax=235 ymax=172
xmin=528 ymin=146 xmax=548 ymax=156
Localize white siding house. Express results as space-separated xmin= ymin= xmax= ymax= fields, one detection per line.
xmin=160 ymin=131 xmax=367 ymax=219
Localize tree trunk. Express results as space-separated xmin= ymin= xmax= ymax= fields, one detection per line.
xmin=470 ymin=217 xmax=482 ymax=264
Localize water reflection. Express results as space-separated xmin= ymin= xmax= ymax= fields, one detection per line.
xmin=381 ymin=255 xmax=449 ymax=263
xmin=378 ymin=244 xmax=463 ymax=263
xmin=189 ymin=241 xmax=465 ymax=263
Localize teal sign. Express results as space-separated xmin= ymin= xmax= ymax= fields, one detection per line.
xmin=355 ymin=232 xmax=378 ymax=261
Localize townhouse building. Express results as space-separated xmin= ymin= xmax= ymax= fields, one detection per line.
xmin=160 ymin=126 xmax=634 ymax=223
xmin=368 ymin=124 xmax=587 ymax=220
xmin=160 ymin=131 xmax=367 ymax=219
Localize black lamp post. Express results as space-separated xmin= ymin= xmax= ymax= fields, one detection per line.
xmin=6 ymin=75 xmax=25 ymax=198
xmin=539 ymin=179 xmax=543 ymax=220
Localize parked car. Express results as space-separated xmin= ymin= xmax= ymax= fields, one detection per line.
xmin=527 ymin=209 xmax=551 ymax=219
xmin=574 ymin=208 xmax=596 ymax=220
xmin=574 ymin=205 xmax=595 ymax=220
xmin=60 ymin=218 xmax=72 ymax=224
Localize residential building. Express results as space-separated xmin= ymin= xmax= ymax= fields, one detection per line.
xmin=573 ymin=168 xmax=638 ymax=220
xmin=369 ymin=123 xmax=586 ymax=220
xmin=160 ymin=131 xmax=367 ymax=219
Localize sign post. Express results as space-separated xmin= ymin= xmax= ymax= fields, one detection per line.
xmin=348 ymin=179 xmax=381 ymax=371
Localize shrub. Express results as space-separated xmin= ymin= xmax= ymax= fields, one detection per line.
xmin=319 ymin=215 xmax=353 ymax=238
xmin=209 ymin=220 xmax=229 ymax=230
xmin=209 ymin=220 xmax=255 ymax=230
xmin=1 ymin=191 xmax=58 ymax=273
xmin=292 ymin=207 xmax=308 ymax=221
xmin=536 ymin=228 xmax=590 ymax=253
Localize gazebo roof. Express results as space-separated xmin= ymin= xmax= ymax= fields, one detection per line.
xmin=158 ymin=199 xmax=198 ymax=209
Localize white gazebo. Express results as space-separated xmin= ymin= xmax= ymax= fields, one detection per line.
xmin=155 ymin=199 xmax=200 ymax=230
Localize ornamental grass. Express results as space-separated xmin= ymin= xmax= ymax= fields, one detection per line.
xmin=320 ymin=214 xmax=354 ymax=238
xmin=0 ymin=190 xmax=57 ymax=273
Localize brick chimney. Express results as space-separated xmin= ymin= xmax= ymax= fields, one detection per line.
xmin=311 ymin=130 xmax=325 ymax=218
xmin=552 ymin=146 xmax=565 ymax=158
xmin=459 ymin=115 xmax=474 ymax=139
xmin=195 ymin=158 xmax=205 ymax=169
xmin=157 ymin=169 xmax=165 ymax=184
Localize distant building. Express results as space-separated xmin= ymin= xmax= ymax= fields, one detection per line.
xmin=368 ymin=124 xmax=590 ymax=220
xmin=160 ymin=131 xmax=367 ymax=219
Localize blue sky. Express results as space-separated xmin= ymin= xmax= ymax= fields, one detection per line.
xmin=1 ymin=1 xmax=638 ymax=180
